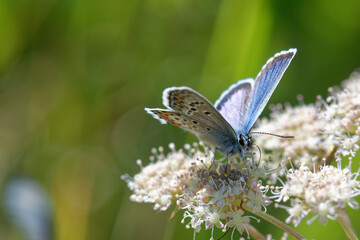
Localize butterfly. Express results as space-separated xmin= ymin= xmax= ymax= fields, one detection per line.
xmin=145 ymin=49 xmax=296 ymax=159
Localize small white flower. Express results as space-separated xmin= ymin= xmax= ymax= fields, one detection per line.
xmin=315 ymin=202 xmax=334 ymax=225
xmin=227 ymin=209 xmax=250 ymax=233
xmin=205 ymin=208 xmax=224 ymax=229
xmin=285 ymin=200 xmax=309 ymax=227
xmin=339 ymin=136 xmax=359 ymax=157
xmin=205 ymin=185 xmax=228 ymax=207
xmin=225 ymin=207 xmax=257 ymax=240
xmin=246 ymin=189 xmax=271 ymax=213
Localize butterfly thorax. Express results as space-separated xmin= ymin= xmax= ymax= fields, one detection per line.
xmin=219 ymin=134 xmax=252 ymax=160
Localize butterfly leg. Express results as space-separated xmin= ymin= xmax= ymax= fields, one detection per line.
xmin=241 ymin=157 xmax=249 ymax=171
xmin=237 ymin=148 xmax=250 ymax=170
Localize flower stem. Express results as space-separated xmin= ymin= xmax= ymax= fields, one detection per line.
xmin=243 ymin=205 xmax=306 ymax=240
xmin=244 ymin=223 xmax=266 ymax=240
xmin=336 ymin=208 xmax=358 ymax=240
xmin=325 ymin=145 xmax=337 ymax=166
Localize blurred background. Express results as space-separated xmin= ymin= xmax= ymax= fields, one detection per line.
xmin=0 ymin=0 xmax=359 ymax=239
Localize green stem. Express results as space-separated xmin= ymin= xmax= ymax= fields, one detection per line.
xmin=337 ymin=208 xmax=358 ymax=240
xmin=243 ymin=205 xmax=307 ymax=240
xmin=324 ymin=145 xmax=337 ymax=166
xmin=244 ymin=223 xmax=266 ymax=240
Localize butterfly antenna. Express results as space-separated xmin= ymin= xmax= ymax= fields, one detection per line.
xmin=250 ymin=131 xmax=294 ymax=139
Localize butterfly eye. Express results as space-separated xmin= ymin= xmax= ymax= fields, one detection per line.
xmin=238 ymin=135 xmax=245 ymax=147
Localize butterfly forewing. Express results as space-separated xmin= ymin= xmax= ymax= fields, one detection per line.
xmin=242 ymin=49 xmax=297 ymax=133
xmin=214 ymin=79 xmax=253 ymax=135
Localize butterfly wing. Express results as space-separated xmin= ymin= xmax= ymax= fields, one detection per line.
xmin=145 ymin=108 xmax=238 ymax=153
xmin=162 ymin=87 xmax=237 ymax=137
xmin=214 ymin=78 xmax=253 ymax=135
xmin=146 ymin=87 xmax=239 ymax=155
xmin=242 ymin=48 xmax=297 ymax=133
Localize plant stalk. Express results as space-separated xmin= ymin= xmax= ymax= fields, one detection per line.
xmin=243 ymin=204 xmax=307 ymax=240
xmin=244 ymin=223 xmax=266 ymax=240
xmin=337 ymin=208 xmax=358 ymax=240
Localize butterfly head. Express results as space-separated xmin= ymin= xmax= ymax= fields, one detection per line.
xmin=237 ymin=134 xmax=252 ymax=159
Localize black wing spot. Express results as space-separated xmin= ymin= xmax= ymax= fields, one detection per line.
xmin=192 ymin=120 xmax=198 ymax=124
xmin=206 ymin=127 xmax=211 ymax=131
xmin=204 ymin=111 xmax=211 ymax=115
xmin=190 ymin=108 xmax=197 ymax=111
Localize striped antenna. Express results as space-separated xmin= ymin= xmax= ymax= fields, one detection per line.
xmin=250 ymin=131 xmax=294 ymax=139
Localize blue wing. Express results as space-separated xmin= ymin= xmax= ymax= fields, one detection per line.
xmin=214 ymin=79 xmax=253 ymax=135
xmin=242 ymin=48 xmax=297 ymax=133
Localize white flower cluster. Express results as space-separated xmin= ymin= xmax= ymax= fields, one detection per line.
xmin=178 ymin=159 xmax=272 ymax=239
xmin=322 ymin=76 xmax=360 ymax=159
xmin=121 ymin=144 xmax=206 ymax=211
xmin=255 ymin=104 xmax=327 ymax=167
xmin=254 ymin=73 xmax=360 ymax=230
xmin=276 ymin=164 xmax=360 ymax=226
xmin=255 ymin=73 xmax=360 ymax=168
xmin=122 ymin=143 xmax=271 ymax=239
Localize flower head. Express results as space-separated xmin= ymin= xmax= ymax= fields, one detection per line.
xmin=255 ymin=74 xmax=360 ymax=171
xmin=254 ymin=104 xmax=329 ymax=168
xmin=275 ymin=164 xmax=360 ymax=226
xmin=121 ymin=143 xmax=206 ymax=211
xmin=123 ymin=143 xmax=271 ymax=239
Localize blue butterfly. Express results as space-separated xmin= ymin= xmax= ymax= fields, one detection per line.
xmin=145 ymin=49 xmax=296 ymax=159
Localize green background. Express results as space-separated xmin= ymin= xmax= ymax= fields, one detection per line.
xmin=0 ymin=0 xmax=359 ymax=239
